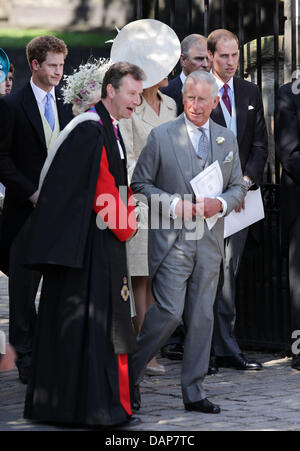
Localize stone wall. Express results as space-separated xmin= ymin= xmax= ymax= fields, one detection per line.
xmin=0 ymin=0 xmax=285 ymax=38
xmin=0 ymin=0 xmax=134 ymax=30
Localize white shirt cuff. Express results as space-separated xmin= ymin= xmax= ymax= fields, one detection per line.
xmin=216 ymin=197 xmax=227 ymax=217
xmin=170 ymin=197 xmax=181 ymax=219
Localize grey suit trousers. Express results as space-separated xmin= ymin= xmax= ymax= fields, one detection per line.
xmin=213 ymin=227 xmax=248 ymax=356
xmin=132 ymin=225 xmax=222 ymax=403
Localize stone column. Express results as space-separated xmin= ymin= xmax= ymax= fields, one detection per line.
xmin=0 ymin=0 xmax=9 ymax=20
xmin=284 ymin=0 xmax=300 ymax=82
xmin=244 ymin=36 xmax=284 ymax=182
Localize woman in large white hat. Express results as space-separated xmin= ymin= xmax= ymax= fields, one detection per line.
xmin=112 ymin=19 xmax=181 ymax=376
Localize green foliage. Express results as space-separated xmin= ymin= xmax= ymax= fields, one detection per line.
xmin=0 ymin=28 xmax=114 ymax=48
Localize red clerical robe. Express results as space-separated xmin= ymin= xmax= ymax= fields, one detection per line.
xmin=24 ymin=102 xmax=137 ymax=427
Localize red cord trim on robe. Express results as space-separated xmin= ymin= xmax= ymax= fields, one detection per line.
xmin=118 ymin=354 xmax=132 ymax=416
xmin=93 ymin=146 xmax=136 ymax=242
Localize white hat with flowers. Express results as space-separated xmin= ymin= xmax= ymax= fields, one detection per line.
xmin=61 ymin=57 xmax=112 ymax=115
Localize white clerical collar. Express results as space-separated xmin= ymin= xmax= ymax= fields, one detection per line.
xmin=30 ymin=78 xmax=56 ymax=104
xmin=110 ymin=114 xmax=119 ymax=127
xmin=109 ymin=114 xmax=125 ymax=159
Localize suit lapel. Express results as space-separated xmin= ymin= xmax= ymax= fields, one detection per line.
xmin=174 ymin=76 xmax=184 ymax=114
xmin=55 ymin=88 xmax=71 ymax=129
xmin=210 ymin=120 xmax=229 ymax=191
xmin=210 ymin=119 xmax=225 ymax=165
xmin=174 ymin=76 xmax=183 ymax=94
xmin=22 ymin=83 xmax=47 ymax=150
xmin=167 ymin=115 xmax=193 ymax=189
xmin=210 ymin=102 xmax=226 ymax=128
xmin=233 ymin=77 xmax=248 ymax=146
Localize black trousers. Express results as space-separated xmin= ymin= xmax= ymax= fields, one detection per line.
xmin=213 ymin=227 xmax=248 ymax=357
xmin=8 ymin=221 xmax=41 ymax=369
xmin=290 ymin=214 xmax=300 ymax=352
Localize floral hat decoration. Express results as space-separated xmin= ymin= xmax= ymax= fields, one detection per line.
xmin=61 ymin=57 xmax=112 ymax=115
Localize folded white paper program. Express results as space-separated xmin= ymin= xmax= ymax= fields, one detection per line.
xmin=190 ymin=160 xmax=224 ymax=230
xmin=224 ymin=188 xmax=265 ymax=238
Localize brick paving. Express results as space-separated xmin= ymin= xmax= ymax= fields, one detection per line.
xmin=1 ymin=272 xmax=300 ymax=432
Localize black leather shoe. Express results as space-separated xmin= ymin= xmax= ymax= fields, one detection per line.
xmin=18 ymin=366 xmax=31 ymax=384
xmin=185 ymin=398 xmax=221 ymax=414
xmin=207 ymin=356 xmax=219 ymax=375
xmin=125 ymin=416 xmax=141 ymax=427
xmin=216 ymin=353 xmax=263 ymax=371
xmin=132 ymin=385 xmax=141 ymax=411
xmin=116 ymin=416 xmax=142 ymax=428
xmin=291 ymin=356 xmax=300 ymax=370
xmin=161 ymin=343 xmax=184 ymax=360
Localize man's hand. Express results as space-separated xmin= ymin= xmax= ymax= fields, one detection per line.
xmin=175 ymin=200 xmax=197 ymax=220
xmin=235 ymin=199 xmax=245 ymax=213
xmin=204 ymin=198 xmax=223 ymax=218
xmin=29 ymin=190 xmax=40 ymax=207
xmin=0 ymin=344 xmax=16 ymax=372
xmin=195 ymin=196 xmax=204 ymax=217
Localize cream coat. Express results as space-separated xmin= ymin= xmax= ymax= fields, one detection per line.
xmin=119 ymin=92 xmax=176 ymax=276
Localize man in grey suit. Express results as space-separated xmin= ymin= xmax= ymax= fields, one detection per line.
xmin=131 ymin=71 xmax=246 ymax=414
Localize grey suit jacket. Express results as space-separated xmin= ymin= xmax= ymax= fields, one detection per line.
xmin=131 ymin=114 xmax=246 ymax=279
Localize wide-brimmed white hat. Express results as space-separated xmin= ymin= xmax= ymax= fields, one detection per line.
xmin=110 ymin=19 xmax=180 ymax=89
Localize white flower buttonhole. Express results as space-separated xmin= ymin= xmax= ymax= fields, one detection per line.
xmin=216 ymin=136 xmax=225 ymax=145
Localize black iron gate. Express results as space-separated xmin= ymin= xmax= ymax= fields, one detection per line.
xmin=134 ymin=0 xmax=292 ymax=352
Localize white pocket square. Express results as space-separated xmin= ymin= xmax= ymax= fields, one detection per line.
xmin=248 ymin=105 xmax=254 ymax=110
xmin=224 ymin=151 xmax=233 ymax=163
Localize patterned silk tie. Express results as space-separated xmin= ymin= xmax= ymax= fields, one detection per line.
xmin=222 ymin=83 xmax=232 ymax=116
xmin=196 ymin=127 xmax=209 ymax=165
xmin=44 ymin=92 xmax=55 ymax=131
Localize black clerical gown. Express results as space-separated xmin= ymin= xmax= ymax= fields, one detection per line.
xmin=24 ymin=102 xmax=137 ymax=427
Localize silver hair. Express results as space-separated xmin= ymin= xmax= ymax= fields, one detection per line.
xmin=182 ymin=70 xmax=219 ymax=100
xmin=181 ymin=34 xmax=207 ymax=59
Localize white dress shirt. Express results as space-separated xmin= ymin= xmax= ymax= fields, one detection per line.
xmin=180 ymin=71 xmax=187 ymax=86
xmin=214 ymin=75 xmax=234 ymax=108
xmin=30 ymin=78 xmax=56 ymax=115
xmin=211 ymin=72 xmax=253 ymax=188
xmin=212 ymin=74 xmax=237 ymax=135
xmin=170 ymin=114 xmax=227 ymax=219
xmin=184 ymin=114 xmax=210 ymax=149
